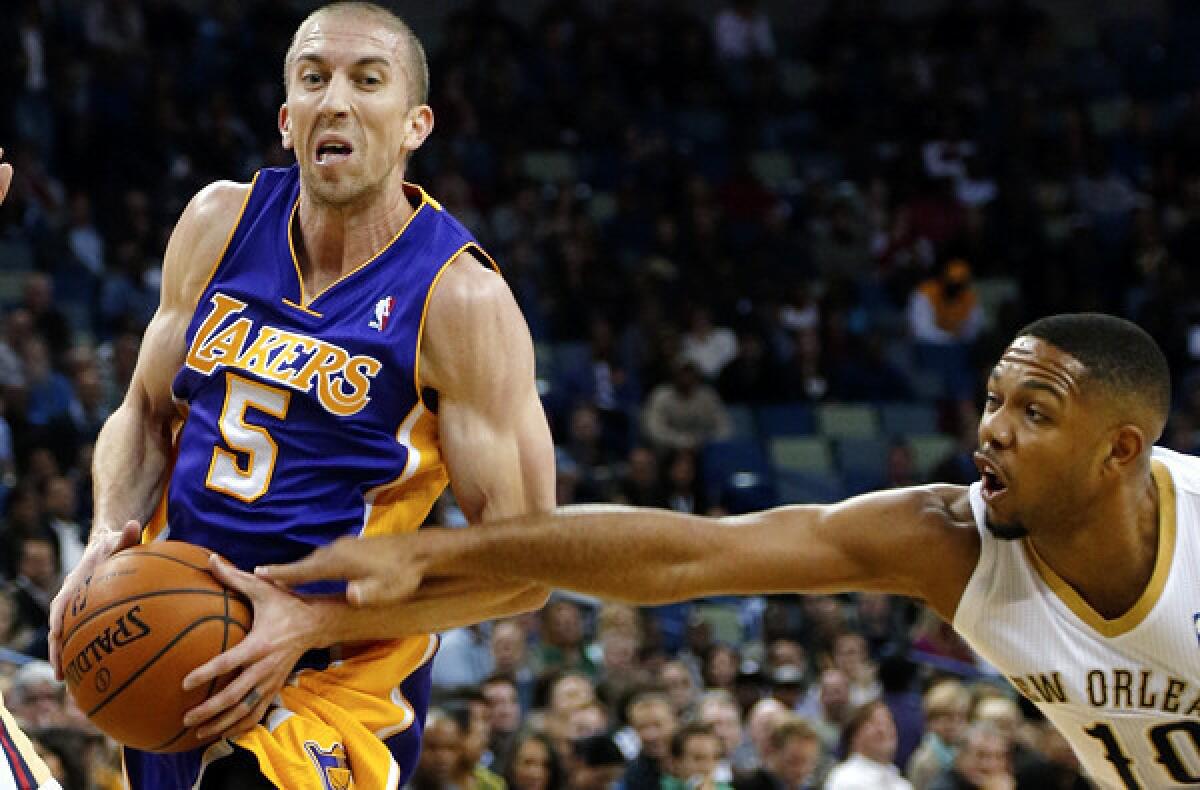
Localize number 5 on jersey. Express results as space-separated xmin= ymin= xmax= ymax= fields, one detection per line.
xmin=206 ymin=374 xmax=291 ymax=502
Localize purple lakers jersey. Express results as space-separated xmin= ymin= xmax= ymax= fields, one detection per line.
xmin=127 ymin=166 xmax=491 ymax=789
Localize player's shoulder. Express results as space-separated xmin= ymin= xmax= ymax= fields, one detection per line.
xmin=1152 ymin=446 xmax=1200 ymax=496
xmin=426 ymin=250 xmax=515 ymax=329
xmin=161 ymin=180 xmax=253 ymax=308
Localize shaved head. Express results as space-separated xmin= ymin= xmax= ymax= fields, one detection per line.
xmin=284 ymin=2 xmax=429 ymax=105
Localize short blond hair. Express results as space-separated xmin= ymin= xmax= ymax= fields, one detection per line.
xmin=924 ymin=679 xmax=970 ymax=717
xmin=284 ymin=2 xmax=429 ymax=105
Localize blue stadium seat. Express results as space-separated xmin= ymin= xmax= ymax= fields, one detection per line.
xmin=775 ymin=469 xmax=843 ymax=505
xmin=701 ymin=439 xmax=772 ymax=492
xmin=880 ymin=403 xmax=939 ymax=437
xmin=727 ymin=404 xmax=759 ymax=439
xmin=836 ymin=437 xmax=890 ymax=480
xmin=756 ymin=403 xmax=816 ymax=437
xmin=816 ymin=403 xmax=880 ymax=439
xmin=769 ymin=436 xmax=834 ymax=475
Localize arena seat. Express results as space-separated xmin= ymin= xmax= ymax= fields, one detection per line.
xmin=756 ymin=403 xmax=816 ymax=438
xmin=880 ymin=402 xmax=939 ymax=437
xmin=816 ymin=403 xmax=879 ymax=439
xmin=769 ymin=436 xmax=834 ymax=476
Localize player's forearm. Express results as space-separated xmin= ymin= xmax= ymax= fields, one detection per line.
xmin=310 ymin=576 xmax=548 ymax=645
xmin=417 ymin=505 xmax=739 ymax=604
xmin=91 ymin=401 xmax=173 ymax=537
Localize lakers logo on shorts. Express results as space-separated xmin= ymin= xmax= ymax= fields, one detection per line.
xmin=304 ymin=740 xmax=351 ymax=790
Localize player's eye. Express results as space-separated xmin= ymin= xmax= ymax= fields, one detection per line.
xmin=984 ymin=393 xmax=1001 ymax=410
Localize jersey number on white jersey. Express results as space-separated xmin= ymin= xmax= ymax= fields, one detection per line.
xmin=1086 ymin=720 xmax=1200 ymax=787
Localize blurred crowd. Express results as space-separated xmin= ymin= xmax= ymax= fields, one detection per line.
xmin=4 ymin=0 xmax=1200 ymax=786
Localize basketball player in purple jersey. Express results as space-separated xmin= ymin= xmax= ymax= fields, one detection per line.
xmin=44 ymin=4 xmax=556 ymax=788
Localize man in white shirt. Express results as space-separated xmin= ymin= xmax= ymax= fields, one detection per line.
xmin=825 ymin=700 xmax=913 ymax=790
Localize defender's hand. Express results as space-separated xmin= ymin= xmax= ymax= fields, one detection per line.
xmin=49 ymin=521 xmax=142 ymax=679
xmin=181 ymin=555 xmax=320 ymax=741
xmin=257 ymin=534 xmax=425 ymax=606
xmin=0 ymin=147 xmax=11 ymax=203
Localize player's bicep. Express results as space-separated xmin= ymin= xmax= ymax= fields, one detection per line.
xmin=422 ymin=258 xmax=555 ymax=523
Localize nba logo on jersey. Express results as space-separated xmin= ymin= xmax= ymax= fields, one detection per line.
xmin=305 ymin=740 xmax=350 ymax=790
xmin=369 ymin=295 xmax=395 ymax=331
xmin=1192 ymin=612 xmax=1200 ymax=645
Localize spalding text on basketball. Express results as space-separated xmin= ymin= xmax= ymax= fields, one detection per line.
xmin=65 ymin=604 xmax=152 ymax=686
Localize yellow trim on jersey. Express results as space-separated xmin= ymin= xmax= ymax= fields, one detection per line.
xmin=1023 ymin=460 xmax=1176 ymax=638
xmin=194 ymin=172 xmax=260 ymax=308
xmin=0 ymin=693 xmax=56 ymax=787
xmin=142 ymin=413 xmax=187 ymax=543
xmin=234 ymin=635 xmax=436 ymax=790
xmin=287 ymin=184 xmax=429 ymax=309
xmin=282 ymin=297 xmax=323 ymax=318
xmin=361 ymin=406 xmax=447 ymax=538
xmin=412 ymin=242 xmax=500 ymax=412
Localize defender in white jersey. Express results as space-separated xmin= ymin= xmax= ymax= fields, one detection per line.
xmin=0 ymin=151 xmax=60 ymax=790
xmin=264 ymin=313 xmax=1185 ymax=790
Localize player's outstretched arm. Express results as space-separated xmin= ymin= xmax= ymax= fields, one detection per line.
xmin=48 ymin=181 xmax=250 ymax=678
xmin=0 ymin=147 xmax=12 ymax=203
xmin=265 ymin=483 xmax=980 ymax=624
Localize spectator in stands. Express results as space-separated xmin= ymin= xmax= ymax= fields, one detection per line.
xmin=42 ymin=475 xmax=83 ymax=574
xmin=10 ymin=532 xmax=58 ymax=658
xmin=413 ymin=708 xmax=493 ymax=790
xmin=0 ymin=586 xmax=34 ymax=655
xmin=1014 ymin=718 xmax=1090 ymax=789
xmin=681 ymin=307 xmax=738 ymax=382
xmin=808 ymin=668 xmax=852 ymax=752
xmin=664 ymin=448 xmax=714 ymax=515
xmin=567 ymin=734 xmax=626 ymax=790
xmin=927 ymin=723 xmax=1013 ymax=790
xmin=908 ymin=680 xmax=972 ymax=790
xmin=537 ymin=598 xmax=595 ymax=677
xmin=831 ymin=632 xmax=881 ymax=707
xmin=642 ymin=359 xmax=732 ymax=453
xmin=717 ymin=329 xmax=778 ymax=405
xmin=699 ymin=690 xmax=754 ymax=781
xmin=8 ymin=660 xmax=68 ymax=730
xmin=660 ymin=659 xmax=700 ymax=721
xmin=482 ymin=674 xmax=525 ymax=770
xmin=614 ymin=445 xmax=668 ymax=508
xmin=491 ymin=619 xmax=536 ymax=711
xmin=663 ymin=722 xmax=731 ymax=790
xmin=506 ymin=731 xmax=564 ymax=790
xmin=744 ymin=697 xmax=788 ymax=769
xmin=21 ymin=275 xmax=71 ymax=365
xmin=713 ymin=0 xmax=774 ymax=61
xmin=704 ymin=642 xmax=741 ymax=693
xmin=825 ymin=700 xmax=912 ymax=790
xmin=433 ymin=623 xmax=494 ymax=691
xmin=21 ymin=336 xmax=72 ymax=427
xmin=735 ymin=715 xmax=824 ymax=790
xmin=624 ymin=691 xmax=677 ymax=790
xmin=908 ymin=259 xmax=983 ymax=346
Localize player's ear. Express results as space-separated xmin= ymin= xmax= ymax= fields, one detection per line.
xmin=279 ymin=104 xmax=293 ymax=150
xmin=1107 ymin=424 xmax=1145 ymax=471
xmin=402 ymin=104 xmax=434 ymax=153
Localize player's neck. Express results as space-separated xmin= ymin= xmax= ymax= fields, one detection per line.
xmin=294 ymin=178 xmax=417 ymax=295
xmin=1028 ymin=473 xmax=1160 ymax=621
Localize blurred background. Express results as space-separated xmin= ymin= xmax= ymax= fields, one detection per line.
xmin=2 ymin=0 xmax=1199 ymax=787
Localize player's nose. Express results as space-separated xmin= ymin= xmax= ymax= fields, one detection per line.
xmin=978 ymin=407 xmax=1012 ymax=449
xmin=317 ymin=72 xmax=353 ymax=117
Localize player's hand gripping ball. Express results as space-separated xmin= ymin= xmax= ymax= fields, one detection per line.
xmin=60 ymin=541 xmax=252 ymax=752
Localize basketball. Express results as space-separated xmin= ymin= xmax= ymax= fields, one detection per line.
xmin=59 ymin=541 xmax=252 ymax=753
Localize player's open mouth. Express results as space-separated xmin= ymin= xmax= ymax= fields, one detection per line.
xmin=974 ymin=452 xmax=1009 ymax=501
xmin=315 ymin=137 xmax=354 ymax=165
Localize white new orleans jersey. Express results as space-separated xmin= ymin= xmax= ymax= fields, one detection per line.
xmin=955 ymin=447 xmax=1200 ymax=789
